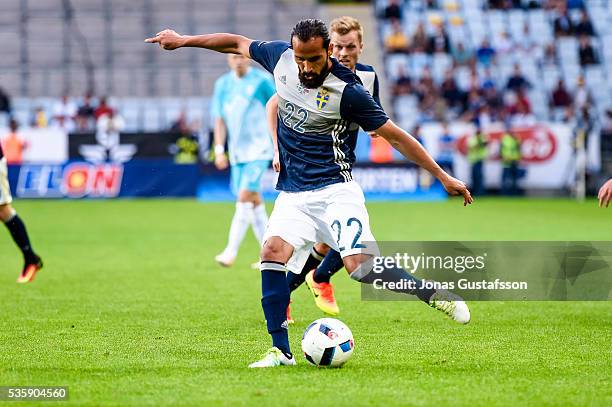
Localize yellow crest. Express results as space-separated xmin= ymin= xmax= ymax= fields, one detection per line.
xmin=316 ymin=88 xmax=330 ymax=110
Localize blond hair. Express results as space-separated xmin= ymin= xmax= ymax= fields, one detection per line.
xmin=330 ymin=16 xmax=363 ymax=43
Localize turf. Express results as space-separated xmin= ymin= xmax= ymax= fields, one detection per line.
xmin=0 ymin=198 xmax=610 ymax=406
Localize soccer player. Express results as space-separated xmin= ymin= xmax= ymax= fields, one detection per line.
xmin=210 ymin=53 xmax=276 ymax=267
xmin=0 ymin=139 xmax=43 ymax=283
xmin=146 ymin=19 xmax=473 ymax=368
xmin=266 ymin=16 xmax=382 ymax=319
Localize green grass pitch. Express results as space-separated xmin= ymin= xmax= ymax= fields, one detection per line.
xmin=0 ymin=198 xmax=610 ymax=406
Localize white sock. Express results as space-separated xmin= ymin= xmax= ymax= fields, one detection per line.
xmin=223 ymin=201 xmax=254 ymax=258
xmin=252 ymin=203 xmax=269 ymax=246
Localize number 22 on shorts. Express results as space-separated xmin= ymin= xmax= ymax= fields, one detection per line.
xmin=331 ymin=217 xmax=366 ymax=252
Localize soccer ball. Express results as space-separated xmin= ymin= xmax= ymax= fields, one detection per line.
xmin=301 ymin=318 xmax=354 ymax=367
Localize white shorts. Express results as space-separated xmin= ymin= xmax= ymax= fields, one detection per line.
xmin=263 ymin=181 xmax=378 ymax=274
xmin=0 ymin=158 xmax=12 ymax=205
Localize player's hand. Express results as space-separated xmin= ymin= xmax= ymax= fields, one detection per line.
xmin=144 ymin=29 xmax=185 ymax=50
xmin=441 ymin=175 xmax=473 ymax=206
xmin=214 ymin=154 xmax=228 ymax=170
xmin=598 ymin=178 xmax=612 ymax=207
xmin=273 ymin=150 xmax=281 ymax=172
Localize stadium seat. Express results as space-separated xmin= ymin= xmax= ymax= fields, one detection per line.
xmin=447 ymin=24 xmax=467 ymax=47
xmin=487 ymin=10 xmax=507 ymax=38
xmin=585 ymin=66 xmax=605 ymax=88
xmin=409 ymin=53 xmax=431 ymax=79
xmin=557 ymin=37 xmax=580 ymax=67
xmin=562 ymin=65 xmax=582 ymax=90
xmin=542 ymin=66 xmax=561 ymax=91
xmin=385 ymin=54 xmax=410 ymax=81
xmin=432 ymin=54 xmax=453 ymax=83
xmin=455 ymin=66 xmax=471 ymax=91
xmin=140 ymin=100 xmax=164 ymax=132
xmin=508 ymin=19 xmax=525 ymax=40
xmin=462 ymin=0 xmax=484 ymax=11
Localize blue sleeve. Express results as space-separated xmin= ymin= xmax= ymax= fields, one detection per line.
xmin=249 ymin=40 xmax=290 ymax=74
xmin=340 ymin=83 xmax=389 ymax=132
xmin=210 ymin=76 xmax=225 ymax=120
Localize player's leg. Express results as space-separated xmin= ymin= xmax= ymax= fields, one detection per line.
xmin=286 ymin=242 xmax=328 ymax=293
xmin=216 ymin=163 xmax=256 ymax=267
xmin=282 ymin=244 xmax=312 ymax=323
xmin=323 ymin=182 xmax=470 ymax=324
xmin=249 ymin=191 xmax=317 ymax=368
xmin=0 ymin=159 xmax=43 ymax=283
xmin=313 ymin=248 xmax=343 ymax=284
xmin=238 ymin=160 xmax=271 ymax=245
xmin=342 ymin=250 xmax=470 ymax=324
xmin=251 ymin=235 xmax=295 ymax=367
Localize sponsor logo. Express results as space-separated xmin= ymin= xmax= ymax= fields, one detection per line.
xmin=21 ymin=129 xmax=133 ymax=198
xmin=16 ymin=163 xmax=123 ymax=199
xmin=456 ymin=125 xmax=557 ymax=163
xmin=316 ymin=88 xmax=330 ymax=110
xmin=279 ymin=75 xmax=287 ymax=85
xmin=79 ymin=131 xmax=137 ymax=163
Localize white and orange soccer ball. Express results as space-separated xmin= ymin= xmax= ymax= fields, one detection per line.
xmin=301 ymin=318 xmax=354 ymax=367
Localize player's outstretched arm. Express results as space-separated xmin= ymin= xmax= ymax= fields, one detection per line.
xmin=376 ymin=120 xmax=473 ymax=206
xmin=145 ymin=29 xmax=252 ymax=57
xmin=598 ymin=178 xmax=612 ymax=207
xmin=266 ymin=94 xmax=281 ymax=173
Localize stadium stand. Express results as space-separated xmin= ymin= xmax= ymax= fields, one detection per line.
xmin=0 ymin=0 xmax=610 ymax=135
xmin=0 ymin=0 xmax=316 ymax=130
xmin=375 ymin=0 xmax=611 ymax=131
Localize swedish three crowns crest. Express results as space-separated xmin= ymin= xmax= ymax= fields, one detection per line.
xmin=316 ymin=88 xmax=330 ymax=110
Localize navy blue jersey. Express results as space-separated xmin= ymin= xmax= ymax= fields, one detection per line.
xmin=355 ymin=62 xmax=381 ymax=108
xmin=249 ymin=40 xmax=389 ymax=192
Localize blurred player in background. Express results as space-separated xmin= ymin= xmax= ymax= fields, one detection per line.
xmin=266 ymin=16 xmax=381 ymax=320
xmin=2 ymin=119 xmax=29 ymax=164
xmin=0 ymin=130 xmax=43 ymax=283
xmin=211 ymin=54 xmax=276 ymax=267
xmin=146 ymin=19 xmax=472 ymax=368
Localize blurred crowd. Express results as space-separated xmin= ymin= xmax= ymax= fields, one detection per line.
xmin=0 ymin=89 xmax=204 ymax=137
xmin=0 ymin=89 xmax=124 ymax=134
xmin=381 ymin=0 xmax=602 ymax=129
xmin=0 ymin=88 xmax=206 ymax=165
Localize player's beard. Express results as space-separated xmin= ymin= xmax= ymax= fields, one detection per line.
xmin=298 ymin=56 xmax=330 ymax=89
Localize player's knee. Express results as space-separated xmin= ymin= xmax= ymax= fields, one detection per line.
xmin=314 ymin=243 xmax=331 ymax=256
xmin=260 ymin=237 xmax=292 ymax=263
xmin=251 ymin=193 xmax=262 ymax=206
xmin=238 ymin=189 xmax=260 ymax=205
xmin=343 ymin=254 xmax=375 ymax=279
xmin=0 ymin=204 xmax=15 ymax=222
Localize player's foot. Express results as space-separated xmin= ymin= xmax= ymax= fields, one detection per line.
xmin=286 ymin=302 xmax=294 ymax=325
xmin=16 ymin=256 xmax=44 ymax=284
xmin=248 ymin=347 xmax=296 ymax=368
xmin=428 ymin=289 xmax=471 ymax=324
xmin=305 ymin=270 xmax=340 ymax=316
xmin=214 ymin=251 xmax=235 ymax=267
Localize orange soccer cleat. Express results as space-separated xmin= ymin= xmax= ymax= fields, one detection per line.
xmin=16 ymin=256 xmax=44 ymax=284
xmin=305 ymin=270 xmax=340 ymax=316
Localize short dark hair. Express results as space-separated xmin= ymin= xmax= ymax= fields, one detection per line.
xmin=290 ymin=19 xmax=330 ymax=49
